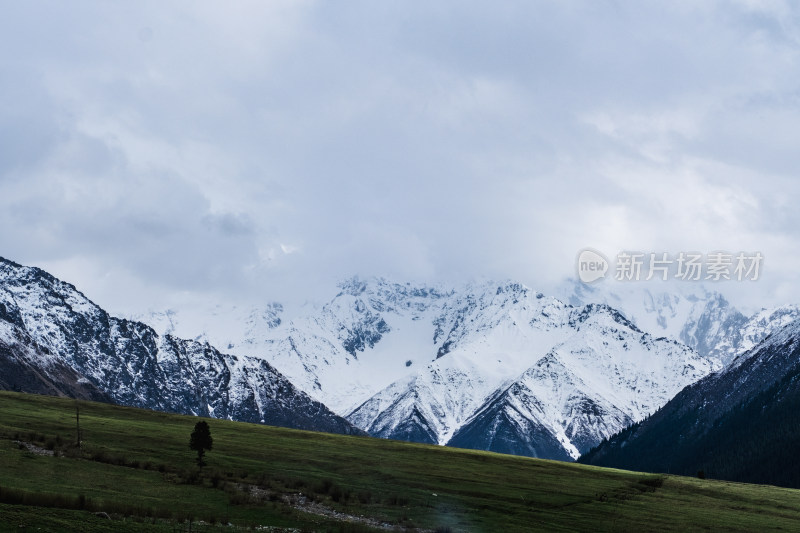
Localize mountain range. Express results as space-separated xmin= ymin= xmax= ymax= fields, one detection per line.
xmin=131 ymin=277 xmax=784 ymax=460
xmin=0 ymin=257 xmax=360 ymax=435
xmin=4 ymin=255 xmax=799 ymax=467
xmin=558 ymin=279 xmax=800 ymax=366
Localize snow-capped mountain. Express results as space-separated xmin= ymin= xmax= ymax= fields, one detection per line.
xmin=127 ymin=303 xmax=285 ymax=352
xmin=135 ymin=277 xmax=720 ymax=460
xmin=8 ymin=254 xmax=798 ymax=462
xmin=348 ymin=297 xmax=716 ymax=459
xmin=447 ymin=305 xmax=710 ymax=459
xmin=558 ymin=279 xmax=800 ymax=367
xmin=557 ymin=280 xmax=712 ymax=340
xmin=0 ymin=318 xmax=109 ymax=401
xmin=130 ymin=279 xmax=457 ymax=414
xmin=579 ymin=316 xmax=800 ymax=488
xmin=0 ymin=257 xmax=360 ymax=435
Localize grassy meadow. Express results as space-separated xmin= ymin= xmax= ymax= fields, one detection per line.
xmin=0 ymin=390 xmax=799 ymax=532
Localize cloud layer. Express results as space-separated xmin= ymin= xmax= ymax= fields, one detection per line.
xmin=2 ymin=1 xmax=799 ymax=312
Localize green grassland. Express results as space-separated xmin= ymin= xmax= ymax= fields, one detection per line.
xmin=1 ymin=391 xmax=799 ymax=532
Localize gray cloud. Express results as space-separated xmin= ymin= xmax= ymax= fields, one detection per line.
xmin=1 ymin=1 xmax=800 ymax=313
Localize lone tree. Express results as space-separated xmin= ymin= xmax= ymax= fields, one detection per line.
xmin=189 ymin=421 xmax=213 ymax=467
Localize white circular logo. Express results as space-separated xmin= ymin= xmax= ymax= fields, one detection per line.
xmin=576 ymin=248 xmax=609 ymax=283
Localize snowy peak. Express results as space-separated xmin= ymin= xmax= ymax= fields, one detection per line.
xmin=726 ymin=305 xmax=800 ymax=365
xmin=678 ymin=293 xmax=747 ymax=365
xmin=128 ymin=302 xmax=284 ymax=349
xmin=447 ymin=374 xmax=579 ymax=461
xmin=579 ymin=315 xmax=800 ymax=484
xmin=0 ymin=257 xmax=360 ymax=435
xmin=558 ymin=279 xmax=800 ymax=366
xmin=445 ymin=302 xmax=716 ymax=459
xmin=568 ymin=303 xmax=643 ymax=333
xmin=336 ymin=276 xmax=452 ymax=305
xmin=559 ymin=279 xmax=717 ymax=342
xmin=106 ymin=271 xmax=793 ymax=462
xmin=123 ymin=275 xmax=725 ymax=460
xmin=341 ymin=286 xmax=717 ymax=459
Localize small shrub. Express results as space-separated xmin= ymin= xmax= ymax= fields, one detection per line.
xmin=62 ymin=446 xmax=82 ymax=459
xmin=288 ymin=477 xmax=306 ymax=489
xmin=209 ymin=470 xmax=223 ymax=488
xmin=181 ymin=467 xmax=201 ymax=485
xmin=386 ymin=494 xmax=409 ymax=506
xmin=228 ymin=491 xmax=250 ymax=506
xmin=312 ymin=478 xmax=334 ymax=495
xmin=638 ymin=476 xmax=664 ymax=489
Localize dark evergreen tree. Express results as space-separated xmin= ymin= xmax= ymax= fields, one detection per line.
xmin=189 ymin=420 xmax=213 ymax=467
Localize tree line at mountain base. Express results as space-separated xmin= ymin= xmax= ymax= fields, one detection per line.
xmin=580 ymin=365 xmax=800 ymax=489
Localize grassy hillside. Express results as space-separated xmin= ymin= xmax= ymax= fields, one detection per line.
xmin=1 ymin=391 xmax=800 ymax=532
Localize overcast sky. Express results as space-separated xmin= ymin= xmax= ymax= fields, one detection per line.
xmin=2 ymin=1 xmax=800 ymax=314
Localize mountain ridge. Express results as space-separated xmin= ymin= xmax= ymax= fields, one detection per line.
xmin=132 ymin=275 xmax=724 ymax=460
xmin=0 ymin=256 xmax=361 ymax=435
xmin=579 ymin=316 xmax=800 ymax=487
xmin=8 ymin=256 xmax=796 ymax=463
